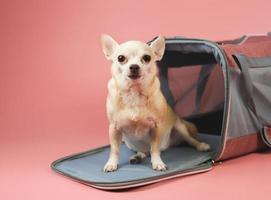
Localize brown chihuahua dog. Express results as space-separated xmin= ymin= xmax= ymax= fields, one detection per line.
xmin=101 ymin=34 xmax=211 ymax=172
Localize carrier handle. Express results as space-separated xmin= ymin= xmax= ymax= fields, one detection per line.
xmin=233 ymin=54 xmax=271 ymax=148
xmin=217 ymin=35 xmax=247 ymax=45
xmin=232 ymin=54 xmax=255 ymax=112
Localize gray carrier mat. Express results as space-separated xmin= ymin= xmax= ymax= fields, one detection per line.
xmin=51 ymin=133 xmax=220 ymax=190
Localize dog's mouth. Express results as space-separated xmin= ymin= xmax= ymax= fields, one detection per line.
xmin=128 ymin=74 xmax=141 ymax=80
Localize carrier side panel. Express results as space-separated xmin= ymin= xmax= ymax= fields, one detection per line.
xmin=218 ymin=36 xmax=271 ymax=160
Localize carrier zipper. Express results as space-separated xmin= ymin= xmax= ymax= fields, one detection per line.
xmin=212 ymin=159 xmax=223 ymax=166
xmin=207 ymin=40 xmax=230 ymax=161
xmin=91 ymin=161 xmax=213 ymax=190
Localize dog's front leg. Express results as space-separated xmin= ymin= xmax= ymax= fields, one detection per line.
xmin=103 ymin=124 xmax=122 ymax=172
xmin=150 ymin=128 xmax=167 ymax=171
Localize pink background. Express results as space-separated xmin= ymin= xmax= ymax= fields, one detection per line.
xmin=1 ymin=0 xmax=270 ymax=199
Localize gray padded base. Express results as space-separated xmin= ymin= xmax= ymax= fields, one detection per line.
xmin=51 ymin=134 xmax=220 ymax=188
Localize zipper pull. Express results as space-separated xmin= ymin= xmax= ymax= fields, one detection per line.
xmin=212 ymin=160 xmax=223 ymax=166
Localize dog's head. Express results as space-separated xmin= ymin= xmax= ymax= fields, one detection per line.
xmin=101 ymin=34 xmax=165 ymax=89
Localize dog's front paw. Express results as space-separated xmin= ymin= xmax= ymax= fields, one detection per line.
xmin=197 ymin=142 xmax=211 ymax=152
xmin=152 ymin=160 xmax=168 ymax=171
xmin=103 ymin=161 xmax=118 ymax=172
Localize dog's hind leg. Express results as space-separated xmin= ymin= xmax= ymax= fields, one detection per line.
xmin=129 ymin=152 xmax=148 ymax=164
xmin=174 ymin=118 xmax=211 ymax=151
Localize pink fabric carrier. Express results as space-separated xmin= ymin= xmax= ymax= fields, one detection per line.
xmin=51 ymin=33 xmax=271 ymax=190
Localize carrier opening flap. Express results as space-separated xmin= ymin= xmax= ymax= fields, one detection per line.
xmin=51 ymin=134 xmax=219 ymax=190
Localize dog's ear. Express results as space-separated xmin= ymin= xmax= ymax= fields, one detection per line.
xmin=150 ymin=36 xmax=165 ymax=61
xmin=101 ymin=34 xmax=119 ymax=60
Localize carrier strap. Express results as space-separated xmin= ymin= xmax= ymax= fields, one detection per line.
xmin=159 ymin=69 xmax=175 ymax=109
xmin=193 ymin=64 xmax=215 ymax=114
xmin=233 ymin=54 xmax=271 ymax=148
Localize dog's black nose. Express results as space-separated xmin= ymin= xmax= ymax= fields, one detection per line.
xmin=129 ymin=64 xmax=140 ymax=74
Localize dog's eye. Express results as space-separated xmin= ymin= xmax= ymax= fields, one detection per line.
xmin=142 ymin=54 xmax=151 ymax=63
xmin=117 ymin=55 xmax=126 ymax=63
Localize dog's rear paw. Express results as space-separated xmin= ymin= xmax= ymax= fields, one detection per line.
xmin=103 ymin=162 xmax=118 ymax=172
xmin=152 ymin=161 xmax=168 ymax=171
xmin=129 ymin=155 xmax=142 ymax=164
xmin=129 ymin=152 xmax=147 ymax=164
xmin=197 ymin=142 xmax=211 ymax=152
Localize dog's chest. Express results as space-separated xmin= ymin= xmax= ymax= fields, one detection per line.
xmin=121 ymin=90 xmax=147 ymax=108
xmin=118 ymin=91 xmax=157 ymax=143
xmin=118 ymin=91 xmax=157 ymax=127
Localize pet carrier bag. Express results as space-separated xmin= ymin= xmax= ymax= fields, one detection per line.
xmin=51 ymin=33 xmax=271 ymax=190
